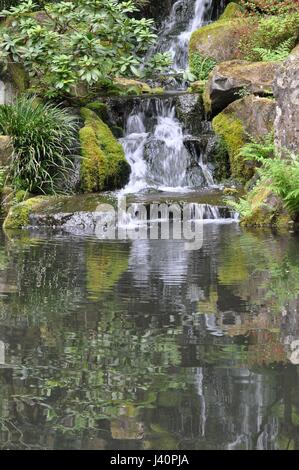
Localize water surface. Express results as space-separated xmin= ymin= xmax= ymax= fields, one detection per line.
xmin=0 ymin=225 xmax=299 ymax=450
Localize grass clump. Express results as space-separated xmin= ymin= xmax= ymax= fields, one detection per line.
xmin=0 ymin=96 xmax=78 ymax=194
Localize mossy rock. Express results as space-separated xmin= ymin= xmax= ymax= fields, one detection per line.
xmin=212 ymin=113 xmax=248 ymax=183
xmin=113 ymin=78 xmax=152 ymax=95
xmin=240 ymin=185 xmax=292 ymax=227
xmin=212 ymin=96 xmax=276 ymax=183
xmin=3 ymin=196 xmax=50 ymax=229
xmin=8 ymin=63 xmax=29 ymax=93
xmin=79 ymin=108 xmax=130 ymax=192
xmin=189 ymin=17 xmax=253 ymax=64
xmin=204 ymin=60 xmax=279 ymax=115
xmin=220 ymin=3 xmax=244 ymax=20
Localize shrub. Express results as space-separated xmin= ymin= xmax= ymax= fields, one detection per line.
xmin=0 ymin=96 xmax=78 ymax=193
xmin=229 ymin=137 xmax=299 ymax=219
xmin=189 ymin=53 xmax=216 ymax=81
xmin=240 ymin=0 xmax=299 ymax=15
xmin=0 ymin=0 xmax=170 ymax=97
xmin=239 ymin=13 xmax=299 ymax=61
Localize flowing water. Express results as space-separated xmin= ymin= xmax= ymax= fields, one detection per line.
xmin=152 ymin=0 xmax=213 ymax=70
xmin=0 ymin=226 xmax=299 ymax=449
xmin=120 ymin=97 xmax=215 ymax=194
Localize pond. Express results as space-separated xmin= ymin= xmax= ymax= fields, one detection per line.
xmin=0 ymin=223 xmax=299 ymax=450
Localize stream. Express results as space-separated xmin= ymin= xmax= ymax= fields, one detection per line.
xmin=0 ymin=0 xmax=299 ymax=451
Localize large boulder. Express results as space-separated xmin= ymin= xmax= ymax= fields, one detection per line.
xmin=79 ymin=108 xmax=131 ymax=192
xmin=3 ymin=193 xmax=118 ymax=230
xmin=189 ymin=16 xmax=253 ymax=64
xmin=174 ymin=93 xmax=204 ymax=134
xmin=204 ymin=60 xmax=279 ymax=115
xmin=212 ymin=95 xmax=276 ymax=182
xmin=274 ymin=45 xmax=299 ymax=155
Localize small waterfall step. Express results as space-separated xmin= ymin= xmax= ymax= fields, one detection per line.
xmin=119 ymin=95 xmax=215 ymax=194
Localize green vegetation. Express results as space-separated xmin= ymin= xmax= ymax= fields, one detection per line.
xmin=239 ymin=12 xmax=299 ymax=61
xmin=189 ymin=53 xmax=216 ymax=81
xmin=0 ymin=96 xmax=78 ymax=193
xmin=240 ymin=0 xmax=298 ymax=15
xmin=227 ymin=137 xmax=299 ymax=224
xmin=212 ymin=112 xmax=252 ymax=182
xmin=0 ymin=0 xmax=171 ymax=98
xmin=79 ymin=108 xmax=130 ymax=192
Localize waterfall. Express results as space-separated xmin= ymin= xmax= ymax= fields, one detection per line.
xmin=120 ymin=97 xmax=214 ymax=194
xmin=153 ymin=0 xmax=213 ymax=70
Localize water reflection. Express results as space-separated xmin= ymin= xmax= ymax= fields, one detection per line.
xmin=0 ymin=225 xmax=298 ymax=449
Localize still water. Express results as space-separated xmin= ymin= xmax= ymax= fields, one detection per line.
xmin=0 ymin=224 xmax=299 ymax=450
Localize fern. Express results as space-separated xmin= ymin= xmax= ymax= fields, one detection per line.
xmin=252 ymin=38 xmax=295 ymax=62
xmin=240 ymin=137 xmax=299 ymax=216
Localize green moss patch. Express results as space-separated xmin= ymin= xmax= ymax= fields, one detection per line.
xmin=220 ymin=3 xmax=244 ymax=20
xmin=212 ymin=112 xmax=253 ymax=183
xmin=3 ymin=196 xmax=49 ymax=229
xmin=239 ymin=185 xmax=292 ymax=227
xmin=79 ymin=108 xmax=130 ymax=192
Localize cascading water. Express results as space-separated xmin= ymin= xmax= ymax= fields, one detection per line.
xmin=120 ymin=97 xmax=214 ymax=194
xmin=117 ymin=0 xmax=238 ymax=224
xmin=152 ymin=0 xmax=213 ymax=70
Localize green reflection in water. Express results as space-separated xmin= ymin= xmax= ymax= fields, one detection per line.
xmin=0 ymin=226 xmax=298 ymax=449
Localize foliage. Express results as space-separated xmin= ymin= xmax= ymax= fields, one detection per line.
xmin=252 ymin=38 xmax=295 ymax=62
xmin=252 ymin=154 xmax=299 ymax=216
xmin=0 ymin=96 xmax=78 ymax=193
xmin=0 ymin=0 xmax=170 ymax=97
xmin=240 ymin=0 xmax=299 ymax=15
xmin=145 ymin=52 xmax=173 ymax=77
xmin=189 ymin=52 xmax=216 ymax=81
xmin=239 ymin=13 xmax=299 ymax=61
xmin=228 ymin=136 xmax=299 ymax=219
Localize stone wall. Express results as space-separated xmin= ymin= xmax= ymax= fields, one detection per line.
xmin=274 ymin=46 xmax=299 ymax=156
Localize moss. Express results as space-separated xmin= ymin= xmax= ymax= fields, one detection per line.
xmin=239 ymin=185 xmax=292 ymax=227
xmin=189 ymin=80 xmax=205 ymax=94
xmin=189 ymin=18 xmax=239 ymax=54
xmin=150 ymin=87 xmax=165 ymax=94
xmin=3 ymin=196 xmax=48 ymax=229
xmin=220 ymin=3 xmax=244 ymax=20
xmin=203 ymin=82 xmax=212 ymax=114
xmin=113 ymin=78 xmax=152 ymax=95
xmin=8 ymin=63 xmax=28 ymax=93
xmin=79 ymin=108 xmax=130 ymax=192
xmin=86 ymin=101 xmax=108 ymax=115
xmin=212 ymin=112 xmax=253 ymax=183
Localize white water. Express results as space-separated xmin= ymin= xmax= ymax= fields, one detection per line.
xmin=120 ymin=97 xmax=214 ymax=194
xmin=117 ymin=0 xmax=238 ymax=224
xmin=154 ymin=0 xmax=213 ymax=70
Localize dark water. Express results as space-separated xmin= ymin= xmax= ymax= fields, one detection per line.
xmin=0 ymin=224 xmax=299 ymax=450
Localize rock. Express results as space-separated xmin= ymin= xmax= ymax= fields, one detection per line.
xmin=175 ymin=93 xmax=204 ymax=134
xmin=274 ymin=46 xmax=299 ymax=155
xmin=113 ymin=78 xmax=152 ymax=95
xmin=0 ymin=79 xmax=15 ymax=105
xmin=219 ymin=3 xmax=244 ymax=20
xmin=0 ymin=136 xmax=13 ymax=165
xmin=79 ymin=108 xmax=130 ymax=192
xmin=189 ymin=17 xmax=253 ymax=64
xmin=212 ymin=95 xmax=276 ymax=182
xmin=239 ymin=185 xmax=291 ymax=227
xmin=204 ymin=60 xmax=279 ymax=115
xmin=3 ymin=193 xmax=118 ymax=230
